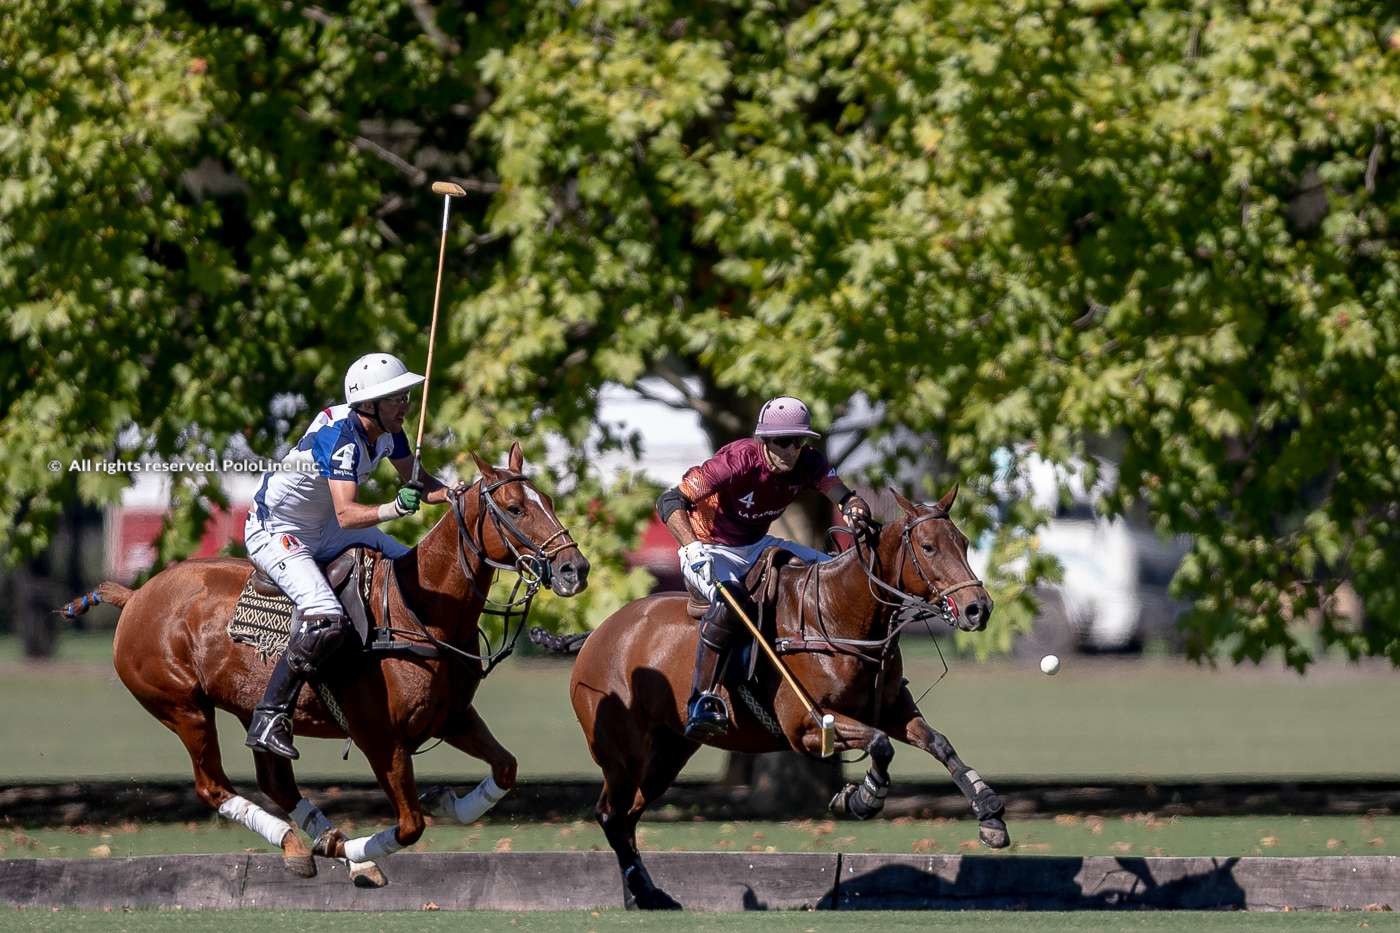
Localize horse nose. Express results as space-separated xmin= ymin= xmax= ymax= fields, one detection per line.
xmin=964 ymin=596 xmax=993 ymax=631
xmin=555 ymin=556 xmax=590 ymax=592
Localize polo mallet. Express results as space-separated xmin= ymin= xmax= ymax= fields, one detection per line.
xmin=409 ymin=180 xmax=468 ymax=487
xmin=716 ymin=586 xmax=837 ymax=757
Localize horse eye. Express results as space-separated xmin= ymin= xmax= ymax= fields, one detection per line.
xmin=508 ymin=505 xmax=524 ymax=517
xmin=921 ymin=542 xmax=936 ymax=554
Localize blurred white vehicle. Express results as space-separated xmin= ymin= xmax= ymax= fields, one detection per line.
xmin=971 ymin=447 xmax=1184 ymax=653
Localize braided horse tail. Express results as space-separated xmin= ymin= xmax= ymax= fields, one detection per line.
xmin=58 ymin=581 xmax=133 ymax=618
xmin=528 ymin=627 xmax=590 ymax=656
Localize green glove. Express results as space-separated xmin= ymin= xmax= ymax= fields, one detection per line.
xmin=395 ymin=486 xmax=421 ymax=515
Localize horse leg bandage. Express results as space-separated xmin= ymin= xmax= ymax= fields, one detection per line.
xmin=290 ymin=798 xmax=334 ymax=839
xmin=219 ymin=795 xmax=291 ymax=847
xmin=344 ymin=827 xmax=403 ymax=862
xmin=448 ymin=776 xmax=508 ymax=824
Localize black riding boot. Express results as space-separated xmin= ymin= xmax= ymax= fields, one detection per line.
xmin=684 ymin=638 xmax=729 ymax=740
xmin=246 ymin=654 xmax=305 ymax=760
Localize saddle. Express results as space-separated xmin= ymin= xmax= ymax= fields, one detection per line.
xmin=684 ymin=545 xmax=802 ymax=621
xmin=684 ymin=546 xmax=808 ymax=686
xmin=248 ymin=548 xmax=376 ymax=646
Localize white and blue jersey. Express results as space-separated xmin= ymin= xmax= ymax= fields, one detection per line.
xmin=251 ymin=404 xmax=409 ymax=535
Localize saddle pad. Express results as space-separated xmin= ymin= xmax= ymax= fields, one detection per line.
xmin=228 ymin=577 xmax=295 ymax=660
xmin=227 ymin=577 xmax=349 ymax=734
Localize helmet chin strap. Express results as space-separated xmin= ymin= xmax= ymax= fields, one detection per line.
xmin=351 ymin=400 xmax=391 ymax=434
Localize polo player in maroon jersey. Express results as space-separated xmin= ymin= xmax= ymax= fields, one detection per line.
xmin=655 ymin=396 xmax=877 ymax=740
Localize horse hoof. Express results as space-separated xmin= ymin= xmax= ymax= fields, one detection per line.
xmin=419 ymin=786 xmax=453 ymax=821
xmin=350 ymin=860 xmax=388 ymax=888
xmin=281 ymin=833 xmax=317 ymax=877
xmin=312 ymin=829 xmax=347 ymax=859
xmin=979 ymin=817 xmax=1011 ymax=849
xmin=627 ymin=889 xmax=682 ymax=911
xmin=828 ymin=784 xmax=856 ymax=816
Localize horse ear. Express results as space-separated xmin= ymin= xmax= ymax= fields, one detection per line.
xmin=471 ymin=451 xmax=495 ymax=480
xmin=936 ymin=483 xmax=959 ymax=514
xmin=890 ymin=488 xmax=918 ymax=516
xmin=508 ymin=441 xmax=524 ymax=474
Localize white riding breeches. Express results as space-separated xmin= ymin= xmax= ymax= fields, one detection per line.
xmin=678 ymin=535 xmax=831 ymax=603
xmin=244 ymin=516 xmax=410 ymax=621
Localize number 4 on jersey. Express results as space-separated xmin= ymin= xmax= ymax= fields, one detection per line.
xmin=331 ymin=443 xmax=356 ymax=474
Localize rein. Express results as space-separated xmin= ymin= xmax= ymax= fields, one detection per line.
xmin=373 ymin=474 xmax=574 ymax=677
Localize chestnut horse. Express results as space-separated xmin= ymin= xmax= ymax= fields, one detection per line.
xmin=564 ymin=486 xmax=1006 ymax=909
xmin=65 ymin=444 xmax=587 ymax=884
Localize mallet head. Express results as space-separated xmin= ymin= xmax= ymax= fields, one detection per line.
xmin=431 ymin=181 xmax=467 ymax=197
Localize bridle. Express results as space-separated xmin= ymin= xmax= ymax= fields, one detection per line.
xmin=781 ymin=507 xmax=987 ymax=668
xmin=456 ymin=472 xmax=575 ymax=594
xmin=855 ymin=508 xmax=986 ymax=631
xmin=376 ymin=473 xmax=578 ymax=677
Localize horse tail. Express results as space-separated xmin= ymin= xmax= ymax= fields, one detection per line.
xmin=57 ymin=581 xmax=133 ymax=619
xmin=528 ymin=627 xmax=590 ymax=655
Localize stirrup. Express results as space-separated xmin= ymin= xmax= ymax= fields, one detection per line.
xmin=684 ymin=691 xmax=730 ymax=740
xmin=246 ymin=710 xmax=300 ymax=760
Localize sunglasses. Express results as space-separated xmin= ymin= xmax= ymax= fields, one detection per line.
xmin=380 ymin=393 xmax=411 ymax=407
xmin=766 ymin=436 xmax=807 ymax=451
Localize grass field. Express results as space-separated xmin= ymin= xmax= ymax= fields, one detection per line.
xmin=3 ymin=815 xmax=1399 ymax=860
xmin=4 ymin=911 xmax=1400 ymax=933
xmin=6 ymin=630 xmax=1399 ymax=784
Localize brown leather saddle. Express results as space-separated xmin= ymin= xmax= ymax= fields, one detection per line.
xmin=249 ymin=548 xmax=376 ymax=646
xmin=683 ymin=546 xmax=812 ymax=687
xmin=683 ymin=545 xmax=804 ymax=620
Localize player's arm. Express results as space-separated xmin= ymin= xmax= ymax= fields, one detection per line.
xmin=330 ymin=478 xmax=419 ymax=528
xmin=657 ymin=487 xmax=697 ymax=547
xmin=822 ymin=477 xmax=876 ymax=538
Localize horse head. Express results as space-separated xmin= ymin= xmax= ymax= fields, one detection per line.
xmin=465 ymin=442 xmax=590 ymax=597
xmin=878 ymin=485 xmax=993 ymax=632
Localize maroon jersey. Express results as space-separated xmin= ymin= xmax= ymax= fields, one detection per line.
xmin=677 ymin=438 xmax=839 ymax=546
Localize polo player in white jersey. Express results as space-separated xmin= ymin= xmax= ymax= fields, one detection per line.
xmin=243 ymin=352 xmax=460 ymax=759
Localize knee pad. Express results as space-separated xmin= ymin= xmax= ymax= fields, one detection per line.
xmin=286 ymin=614 xmax=349 ymax=675
xmin=699 ymin=585 xmax=749 ymax=651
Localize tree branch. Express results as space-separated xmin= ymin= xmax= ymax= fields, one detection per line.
xmin=408 ymin=0 xmax=461 ymax=56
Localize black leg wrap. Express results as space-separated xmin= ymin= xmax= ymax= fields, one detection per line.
xmin=971 ymin=786 xmax=1005 ymax=821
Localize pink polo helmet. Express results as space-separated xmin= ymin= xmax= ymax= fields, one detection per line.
xmin=754 ymin=396 xmax=821 ymax=439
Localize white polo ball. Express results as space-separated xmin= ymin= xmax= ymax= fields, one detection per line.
xmin=1040 ymin=654 xmax=1061 ymax=676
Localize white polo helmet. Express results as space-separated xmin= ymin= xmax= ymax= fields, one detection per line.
xmin=344 ymin=353 xmax=425 ymax=406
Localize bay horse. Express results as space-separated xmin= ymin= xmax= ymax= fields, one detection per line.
xmin=63 ymin=443 xmax=587 ymax=884
xmin=563 ymin=485 xmax=1006 ymax=910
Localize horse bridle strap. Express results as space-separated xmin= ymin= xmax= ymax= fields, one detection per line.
xmin=782 ymin=510 xmax=986 ymax=666
xmin=370 ymin=475 xmax=572 ymax=676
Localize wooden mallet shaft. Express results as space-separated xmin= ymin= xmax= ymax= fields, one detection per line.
xmin=410 ymin=180 xmax=467 ymax=485
xmin=716 ymin=586 xmax=836 ymax=758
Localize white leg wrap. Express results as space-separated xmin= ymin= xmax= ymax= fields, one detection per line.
xmin=290 ymin=798 xmax=334 ymax=839
xmin=344 ymin=827 xmax=403 ymax=863
xmin=219 ymin=795 xmax=291 ymax=848
xmin=450 ymin=776 xmax=508 ymax=824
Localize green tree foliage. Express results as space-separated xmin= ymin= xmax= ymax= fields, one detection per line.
xmin=3 ymin=1 xmax=1397 ymax=663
